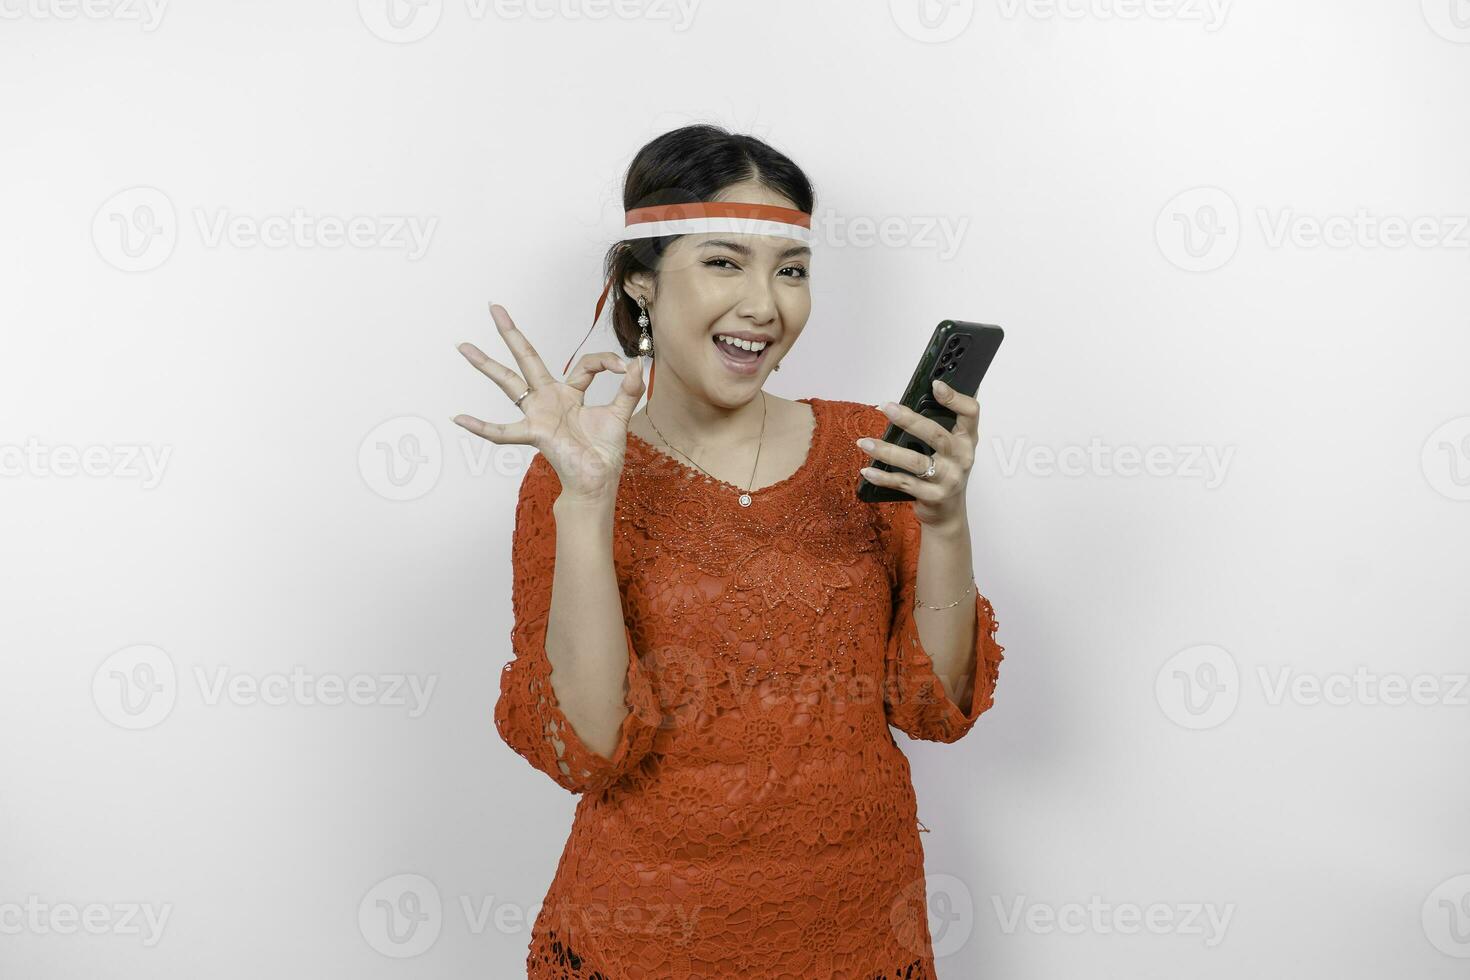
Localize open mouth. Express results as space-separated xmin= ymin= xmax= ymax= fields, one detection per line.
xmin=711 ymin=335 xmax=771 ymax=375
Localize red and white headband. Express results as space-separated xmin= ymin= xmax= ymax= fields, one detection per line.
xmin=562 ymin=201 xmax=814 ymax=392
xmin=618 ymin=201 xmax=814 ymax=243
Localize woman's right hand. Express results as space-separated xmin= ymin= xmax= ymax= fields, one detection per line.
xmin=453 ymin=303 xmax=645 ymax=504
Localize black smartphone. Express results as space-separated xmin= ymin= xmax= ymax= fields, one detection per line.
xmin=856 ymin=319 xmax=1004 ymax=503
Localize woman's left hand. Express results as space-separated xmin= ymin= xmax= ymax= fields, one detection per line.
xmin=857 ymin=378 xmax=980 ymax=529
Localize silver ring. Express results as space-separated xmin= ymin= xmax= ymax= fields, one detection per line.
xmin=513 ymin=386 xmax=532 ymax=407
xmin=918 ymin=454 xmax=936 ymax=480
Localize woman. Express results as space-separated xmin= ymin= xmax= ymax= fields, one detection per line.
xmin=453 ymin=124 xmax=1004 ymax=979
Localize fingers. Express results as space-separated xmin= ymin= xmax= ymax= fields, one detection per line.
xmin=931 ymin=378 xmax=980 ymax=443
xmin=456 ymin=341 xmax=530 ymax=404
xmin=564 ymin=351 xmax=628 ymax=394
xmin=860 ymin=384 xmax=981 ymax=504
xmin=605 ymin=355 xmax=645 ymax=423
xmin=860 ymin=460 xmax=946 ymax=503
xmin=882 ymin=401 xmax=957 ymax=458
xmin=862 ymin=435 xmax=936 ymax=479
xmin=451 ymin=413 xmax=535 ymax=445
xmin=489 ymin=303 xmax=557 ymax=389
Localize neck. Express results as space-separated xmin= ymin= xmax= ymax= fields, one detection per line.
xmin=636 ymin=363 xmax=769 ymax=452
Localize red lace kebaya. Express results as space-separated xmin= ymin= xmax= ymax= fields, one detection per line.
xmin=495 ymin=397 xmax=1005 ymax=979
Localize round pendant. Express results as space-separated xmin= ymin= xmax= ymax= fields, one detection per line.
xmin=738 ymin=492 xmax=752 ymax=507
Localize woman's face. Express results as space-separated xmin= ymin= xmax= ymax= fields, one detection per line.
xmin=627 ymin=179 xmax=812 ymax=409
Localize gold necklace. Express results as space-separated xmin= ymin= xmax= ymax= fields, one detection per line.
xmin=645 ymin=391 xmax=768 ymax=507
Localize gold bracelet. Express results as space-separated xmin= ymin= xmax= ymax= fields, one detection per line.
xmin=914 ymin=578 xmax=976 ymax=611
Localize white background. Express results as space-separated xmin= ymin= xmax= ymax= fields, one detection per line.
xmin=3 ymin=0 xmax=1469 ymax=977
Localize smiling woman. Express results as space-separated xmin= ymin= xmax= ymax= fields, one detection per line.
xmin=455 ymin=123 xmax=1004 ymax=979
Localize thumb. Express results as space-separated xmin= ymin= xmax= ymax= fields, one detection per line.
xmin=605 ymin=356 xmax=644 ymax=423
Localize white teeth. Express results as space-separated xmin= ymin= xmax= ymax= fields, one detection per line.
xmin=716 ymin=334 xmax=768 ymax=352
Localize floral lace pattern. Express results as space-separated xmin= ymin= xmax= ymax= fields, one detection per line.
xmin=494 ymin=397 xmax=1005 ymax=978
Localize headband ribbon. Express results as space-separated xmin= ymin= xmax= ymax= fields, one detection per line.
xmin=562 ymin=201 xmax=814 ymax=402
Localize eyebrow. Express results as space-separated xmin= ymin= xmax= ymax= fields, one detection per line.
xmin=696 ymin=238 xmax=812 ymax=260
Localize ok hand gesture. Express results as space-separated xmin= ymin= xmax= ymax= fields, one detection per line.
xmin=453 ymin=303 xmax=645 ymax=503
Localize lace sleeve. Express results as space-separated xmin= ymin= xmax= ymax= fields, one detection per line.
xmin=875 ymin=492 xmax=1004 ymax=743
xmin=493 ymin=453 xmax=662 ymax=795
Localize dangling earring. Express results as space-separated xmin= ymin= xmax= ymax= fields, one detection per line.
xmin=636 ymin=296 xmax=655 ymax=401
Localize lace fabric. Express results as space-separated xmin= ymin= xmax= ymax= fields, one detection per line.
xmin=494 ymin=397 xmax=1005 ymax=978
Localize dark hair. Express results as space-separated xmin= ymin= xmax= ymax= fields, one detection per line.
xmin=601 ymin=124 xmax=816 ymax=357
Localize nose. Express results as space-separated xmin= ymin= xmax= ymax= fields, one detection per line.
xmin=735 ymin=276 xmax=778 ymax=326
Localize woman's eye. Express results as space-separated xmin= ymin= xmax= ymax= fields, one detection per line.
xmin=702 ymin=257 xmax=808 ymax=280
